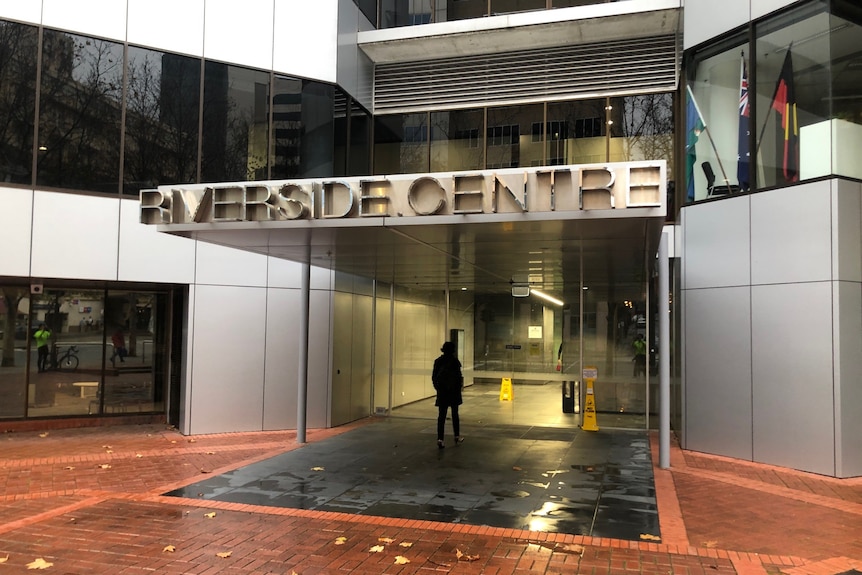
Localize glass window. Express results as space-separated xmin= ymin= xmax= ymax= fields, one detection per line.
xmin=354 ymin=0 xmax=378 ymax=26
xmin=490 ymin=0 xmax=546 ymax=15
xmin=349 ymin=100 xmax=371 ymax=176
xmin=124 ymin=47 xmax=200 ymax=196
xmin=0 ymin=285 xmax=29 ymax=419
xmin=201 ymin=62 xmax=270 ymax=182
xmin=430 ymin=108 xmax=484 ymax=172
xmin=445 ymin=0 xmax=488 ymax=22
xmin=686 ymin=33 xmax=750 ymax=202
xmin=380 ymin=0 xmax=433 ymax=27
xmin=609 ymin=93 xmax=674 ymax=169
xmin=546 ymin=99 xmax=607 ymax=165
xmin=552 ymin=0 xmax=614 ymax=7
xmin=374 ymin=113 xmax=429 ymax=174
xmin=271 ymin=76 xmax=334 ymax=179
xmin=37 ymin=31 xmax=124 ymax=193
xmin=755 ymin=1 xmax=830 ymax=189
xmin=0 ymin=21 xmax=38 ymax=185
xmin=487 ymin=104 xmax=543 ymax=168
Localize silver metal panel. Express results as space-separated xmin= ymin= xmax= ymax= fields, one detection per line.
xmin=751 ymin=282 xmax=835 ymax=475
xmin=330 ymin=291 xmax=354 ymax=426
xmin=835 ymin=281 xmax=862 ymax=477
xmin=127 ymin=0 xmax=205 ymax=57
xmin=833 ymin=180 xmax=862 ymax=282
xmin=275 ymin=0 xmax=338 ymax=83
xmin=188 ymin=284 xmax=267 ymax=434
xmin=118 ymin=199 xmax=196 ymax=284
xmin=307 ymin=289 xmax=334 ymax=428
xmin=682 ymin=195 xmax=750 ymax=289
xmin=42 ymin=0 xmax=126 ymax=42
xmin=751 ymin=183 xmax=832 ymax=286
xmin=203 ymin=0 xmax=274 ymax=72
xmin=31 ymin=191 xmax=119 ymax=281
xmin=194 ymin=242 xmax=268 ymax=287
xmin=335 ymin=0 xmax=372 ymax=105
xmin=263 ymin=287 xmax=301 ymax=430
xmin=267 ymin=257 xmax=304 ymax=289
xmin=683 ymin=0 xmax=749 ymax=50
xmin=751 ymin=0 xmax=800 ymax=20
xmin=0 ymin=187 xmax=33 ymax=277
xmin=683 ymin=287 xmax=752 ymax=459
xmin=0 ymin=2 xmax=41 ymax=24
xmin=350 ymin=294 xmax=374 ymax=422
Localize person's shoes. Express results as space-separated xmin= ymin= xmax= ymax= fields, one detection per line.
xmin=455 ymin=436 xmax=464 ymax=445
xmin=437 ymin=440 xmax=445 ymax=449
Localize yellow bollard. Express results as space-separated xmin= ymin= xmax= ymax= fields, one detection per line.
xmin=499 ymin=377 xmax=513 ymax=401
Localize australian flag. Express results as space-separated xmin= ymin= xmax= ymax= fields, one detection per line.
xmin=737 ymin=54 xmax=750 ymax=192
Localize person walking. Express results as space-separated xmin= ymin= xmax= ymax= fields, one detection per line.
xmin=110 ymin=328 xmax=127 ymax=366
xmin=33 ymin=324 xmax=51 ymax=372
xmin=432 ymin=341 xmax=464 ymax=449
xmin=632 ymin=334 xmax=647 ymax=377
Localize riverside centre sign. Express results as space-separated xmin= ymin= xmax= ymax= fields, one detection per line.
xmin=140 ymin=161 xmax=665 ymax=226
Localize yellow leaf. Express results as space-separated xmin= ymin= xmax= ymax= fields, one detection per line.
xmin=216 ymin=551 xmax=232 ymax=558
xmin=204 ymin=512 xmax=216 ymax=518
xmin=703 ymin=540 xmax=718 ymax=548
xmin=455 ymin=548 xmax=479 ymax=562
xmin=0 ymin=555 xmax=8 ymax=563
xmin=333 ymin=537 xmax=347 ymax=545
xmin=98 ymin=464 xmax=111 ymax=469
xmin=163 ymin=545 xmax=176 ymax=553
xmin=512 ymin=466 xmax=522 ymax=471
xmin=188 ymin=439 xmax=196 ymax=443
xmin=378 ymin=537 xmax=394 ymax=543
xmin=399 ymin=542 xmax=413 ymax=548
xmin=64 ymin=466 xmax=74 ymax=471
xmin=555 ymin=543 xmax=585 ymax=555
xmin=102 ymin=445 xmax=111 ymax=449
xmin=206 ymin=451 xmax=216 ymax=455
xmin=311 ymin=467 xmax=325 ymax=471
xmin=640 ymin=534 xmax=661 ymax=542
xmin=394 ymin=556 xmax=410 ymax=565
xmin=26 ymin=557 xmax=53 ymax=569
xmin=171 ymin=440 xmax=176 ymax=444
xmin=200 ymin=469 xmax=211 ymax=474
xmin=368 ymin=545 xmax=385 ymax=553
xmin=38 ymin=433 xmax=48 ymax=438
xmin=135 ymin=454 xmax=143 ymax=458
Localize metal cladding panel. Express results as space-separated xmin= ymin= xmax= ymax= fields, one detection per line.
xmin=683 ymin=286 xmax=753 ymax=460
xmin=751 ymin=281 xmax=835 ymax=476
xmin=373 ymin=35 xmax=680 ymax=114
xmin=683 ymin=0 xmax=749 ymax=50
xmin=263 ymin=287 xmax=301 ymax=431
xmin=835 ymin=281 xmax=862 ymax=477
xmin=833 ymin=179 xmax=862 ymax=283
xmin=0 ymin=187 xmax=33 ymax=277
xmin=682 ymin=194 xmax=751 ymax=289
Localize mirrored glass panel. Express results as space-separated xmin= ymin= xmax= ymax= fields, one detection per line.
xmin=545 ymin=99 xmax=607 ymax=165
xmin=0 ymin=21 xmax=38 ymax=185
xmin=37 ymin=31 xmax=124 ymax=193
xmin=487 ymin=104 xmax=543 ymax=168
xmin=0 ymin=285 xmax=29 ymax=419
xmin=490 ymin=0 xmax=546 ymax=15
xmin=124 ymin=47 xmax=200 ymax=196
xmin=349 ymin=101 xmax=371 ymax=176
xmin=445 ymin=0 xmax=487 ymax=21
xmin=430 ymin=108 xmax=483 ymax=172
xmin=609 ymin=94 xmax=674 ymax=168
xmin=202 ymin=62 xmax=270 ymax=182
xmin=374 ymin=113 xmax=429 ymax=174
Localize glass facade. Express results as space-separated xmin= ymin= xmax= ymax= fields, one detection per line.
xmin=0 ymin=284 xmax=173 ymax=419
xmin=685 ymin=0 xmax=862 ymax=202
xmin=0 ymin=21 xmax=37 ymax=185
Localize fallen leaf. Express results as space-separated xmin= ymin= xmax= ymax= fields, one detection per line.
xmin=64 ymin=466 xmax=74 ymax=470
xmin=394 ymin=556 xmax=410 ymax=565
xmin=204 ymin=512 xmax=216 ymax=518
xmin=311 ymin=467 xmax=325 ymax=471
xmin=216 ymin=551 xmax=232 ymax=558
xmin=200 ymin=469 xmax=211 ymax=474
xmin=188 ymin=439 xmax=196 ymax=443
xmin=456 ymin=548 xmax=480 ymax=562
xmin=334 ymin=537 xmax=347 ymax=545
xmin=640 ymin=534 xmax=661 ymax=542
xmin=26 ymin=557 xmax=53 ymax=569
xmin=38 ymin=433 xmax=48 ymax=438
xmin=703 ymin=540 xmax=718 ymax=548
xmin=135 ymin=454 xmax=143 ymax=458
xmin=171 ymin=440 xmax=176 ymax=444
xmin=0 ymin=555 xmax=7 ymax=563
xmin=368 ymin=545 xmax=385 ymax=553
xmin=513 ymin=466 xmax=522 ymax=471
xmin=163 ymin=545 xmax=176 ymax=553
xmin=378 ymin=537 xmax=394 ymax=543
xmin=206 ymin=451 xmax=216 ymax=455
xmin=555 ymin=543 xmax=585 ymax=555
xmin=102 ymin=445 xmax=111 ymax=449
xmin=399 ymin=542 xmax=413 ymax=548
xmin=105 ymin=450 xmax=113 ymax=454
xmin=98 ymin=464 xmax=111 ymax=469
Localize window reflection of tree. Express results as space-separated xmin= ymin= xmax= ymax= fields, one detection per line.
xmin=0 ymin=21 xmax=37 ymax=184
xmin=612 ymin=93 xmax=674 ymax=169
xmin=37 ymin=31 xmax=123 ymax=192
xmin=124 ymin=49 xmax=199 ymax=194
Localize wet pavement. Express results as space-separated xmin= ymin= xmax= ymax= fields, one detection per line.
xmin=165 ymin=418 xmax=659 ymax=541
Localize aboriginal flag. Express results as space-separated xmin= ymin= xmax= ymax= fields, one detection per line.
xmin=770 ymin=50 xmax=799 ymax=183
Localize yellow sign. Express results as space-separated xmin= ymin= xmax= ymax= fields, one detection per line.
xmin=499 ymin=377 xmax=513 ymax=401
xmin=581 ymin=370 xmax=599 ymax=431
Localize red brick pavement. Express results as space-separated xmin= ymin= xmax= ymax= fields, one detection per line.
xmin=0 ymin=421 xmax=858 ymax=574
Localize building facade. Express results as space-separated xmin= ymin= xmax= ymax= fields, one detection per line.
xmin=0 ymin=0 xmax=859 ymax=478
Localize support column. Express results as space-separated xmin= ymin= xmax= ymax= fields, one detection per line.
xmin=658 ymin=230 xmax=670 ymax=469
xmin=296 ymin=240 xmax=311 ymax=444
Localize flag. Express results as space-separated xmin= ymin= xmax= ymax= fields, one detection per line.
xmin=737 ymin=54 xmax=750 ymax=191
xmin=685 ymin=85 xmax=706 ymax=201
xmin=770 ymin=50 xmax=799 ymax=183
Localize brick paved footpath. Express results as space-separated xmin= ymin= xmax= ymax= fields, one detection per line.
xmin=0 ymin=420 xmax=859 ymax=575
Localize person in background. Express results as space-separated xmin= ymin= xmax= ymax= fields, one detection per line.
xmin=33 ymin=324 xmax=51 ymax=372
xmin=110 ymin=328 xmax=127 ymax=366
xmin=632 ymin=334 xmax=647 ymax=377
xmin=432 ymin=341 xmax=464 ymax=449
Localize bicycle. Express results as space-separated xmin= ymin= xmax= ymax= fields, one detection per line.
xmin=50 ymin=345 xmax=80 ymax=371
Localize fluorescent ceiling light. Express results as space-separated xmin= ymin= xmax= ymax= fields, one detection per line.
xmin=531 ymin=289 xmax=564 ymax=306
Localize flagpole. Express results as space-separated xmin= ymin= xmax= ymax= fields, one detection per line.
xmin=687 ymin=86 xmax=735 ymax=196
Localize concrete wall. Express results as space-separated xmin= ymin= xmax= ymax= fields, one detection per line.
xmin=681 ymin=179 xmax=862 ymax=477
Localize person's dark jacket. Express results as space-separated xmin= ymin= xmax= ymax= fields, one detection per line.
xmin=432 ymin=352 xmax=463 ymax=407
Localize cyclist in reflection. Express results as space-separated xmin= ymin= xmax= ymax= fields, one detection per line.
xmin=33 ymin=324 xmax=52 ymax=372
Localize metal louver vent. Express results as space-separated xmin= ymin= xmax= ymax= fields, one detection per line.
xmin=373 ymin=35 xmax=679 ymax=114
